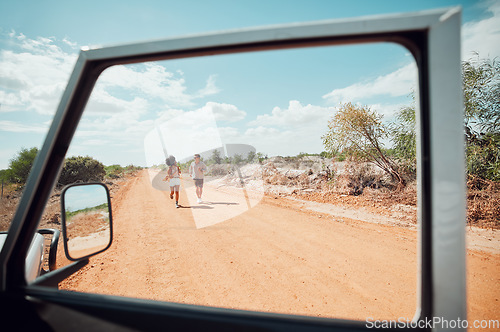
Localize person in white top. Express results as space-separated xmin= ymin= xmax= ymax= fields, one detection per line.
xmin=164 ymin=155 xmax=181 ymax=208
xmin=189 ymin=154 xmax=207 ymax=203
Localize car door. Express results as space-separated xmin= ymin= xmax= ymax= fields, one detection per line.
xmin=0 ymin=7 xmax=466 ymax=331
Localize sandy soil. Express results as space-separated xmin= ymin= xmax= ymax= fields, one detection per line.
xmin=58 ymin=170 xmax=499 ymax=329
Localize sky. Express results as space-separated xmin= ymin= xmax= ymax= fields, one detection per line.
xmin=64 ymin=184 xmax=109 ymax=212
xmin=1 ymin=0 xmax=499 ymax=168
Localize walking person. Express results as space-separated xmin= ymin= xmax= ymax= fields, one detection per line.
xmin=164 ymin=155 xmax=181 ymax=208
xmin=189 ymin=154 xmax=207 ymax=203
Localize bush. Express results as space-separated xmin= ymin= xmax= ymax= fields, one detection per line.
xmin=105 ymin=164 xmax=123 ymax=179
xmin=463 ymin=56 xmax=499 ymax=181
xmin=247 ymin=151 xmax=256 ymax=163
xmin=322 ymin=102 xmax=405 ymax=186
xmin=331 ymin=159 xmax=385 ymax=196
xmin=104 ymin=164 xmax=142 ymax=179
xmin=390 ymin=104 xmax=417 ymax=181
xmin=58 ymin=156 xmax=106 ymax=186
xmin=467 ymin=176 xmax=500 ymax=228
xmin=232 ymin=154 xmax=244 ymax=165
xmin=466 ymin=133 xmax=500 ymax=181
xmin=207 ymin=164 xmax=231 ymax=176
xmin=210 ymin=149 xmax=223 ymax=165
xmin=125 ymin=164 xmax=143 ymax=173
xmin=0 ymin=169 xmax=9 ymax=183
xmin=6 ymin=147 xmax=39 ymax=185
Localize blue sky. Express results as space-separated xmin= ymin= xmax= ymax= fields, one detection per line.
xmin=1 ymin=0 xmax=499 ymax=168
xmin=64 ymin=184 xmax=109 ymax=212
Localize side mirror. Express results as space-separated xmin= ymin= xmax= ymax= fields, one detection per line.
xmin=61 ymin=183 xmax=113 ymax=261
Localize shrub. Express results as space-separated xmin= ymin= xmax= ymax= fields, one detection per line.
xmin=105 ymin=164 xmax=123 ymax=179
xmin=466 ymin=133 xmax=500 ymax=182
xmin=467 ymin=176 xmax=500 ymax=228
xmin=232 ymin=154 xmax=244 ymax=165
xmin=463 ymin=56 xmax=499 ymax=181
xmin=58 ymin=156 xmax=106 ymax=186
xmin=6 ymin=147 xmax=39 ymax=185
xmin=322 ymin=102 xmax=405 ymax=186
xmin=125 ymin=164 xmax=143 ymax=173
xmin=390 ymin=104 xmax=417 ymax=181
xmin=246 ymin=151 xmax=256 ymax=163
xmin=207 ymin=164 xmax=230 ymax=176
xmin=332 ymin=159 xmax=385 ymax=196
xmin=210 ymin=149 xmax=223 ymax=165
xmin=0 ymin=169 xmax=9 ymax=183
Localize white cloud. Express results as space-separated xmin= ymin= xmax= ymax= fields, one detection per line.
xmin=214 ymin=100 xmax=336 ymax=157
xmin=462 ymin=0 xmax=500 ymax=60
xmin=0 ymin=35 xmax=77 ymax=115
xmin=98 ymin=63 xmax=194 ymax=108
xmin=322 ymin=63 xmax=417 ymax=105
xmin=144 ymin=107 xmax=223 ymax=165
xmin=62 ymin=37 xmax=78 ymax=49
xmin=249 ymin=100 xmax=336 ymax=128
xmin=0 ymin=120 xmax=48 ymax=133
xmin=244 ymin=126 xmax=281 ymax=137
xmin=0 ymin=33 xmax=222 ymax=118
xmin=320 ymin=1 xmax=500 ymax=115
xmin=216 ymin=126 xmax=241 ymax=138
xmin=155 ymin=108 xmax=185 ymax=123
xmin=0 ymin=90 xmax=25 ymax=112
xmin=97 ymin=64 xmax=221 ymax=109
xmin=365 ymin=102 xmax=409 ymax=120
xmin=85 ymin=86 xmax=150 ymax=119
xmin=196 ymin=75 xmax=221 ymax=98
xmin=240 ymin=125 xmax=324 ymax=157
xmin=228 ymin=98 xmax=407 ymax=157
xmin=201 ymin=101 xmax=246 ymax=122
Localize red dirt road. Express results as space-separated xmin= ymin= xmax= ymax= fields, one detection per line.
xmin=59 ymin=171 xmax=499 ymax=329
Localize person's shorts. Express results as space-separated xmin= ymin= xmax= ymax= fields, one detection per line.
xmin=169 ymin=177 xmax=181 ymax=189
xmin=194 ymin=179 xmax=204 ymax=188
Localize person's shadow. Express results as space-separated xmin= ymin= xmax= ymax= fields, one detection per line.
xmin=181 ymin=205 xmax=213 ymax=209
xmin=203 ymin=202 xmax=239 ymax=206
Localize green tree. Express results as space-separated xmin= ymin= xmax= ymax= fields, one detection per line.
xmin=256 ymin=152 xmax=267 ymax=163
xmin=232 ymin=154 xmax=243 ymax=165
xmin=322 ymin=102 xmax=405 ymax=186
xmin=466 ymin=134 xmax=500 ymax=181
xmin=105 ymin=164 xmax=124 ymax=179
xmin=462 ymin=56 xmax=500 ymax=181
xmin=210 ymin=149 xmax=223 ymax=164
xmin=246 ymin=151 xmax=256 ymax=163
xmin=386 ymin=56 xmax=499 ymax=182
xmin=0 ymin=169 xmax=8 ymax=182
xmin=6 ymin=147 xmax=39 ymax=185
xmin=463 ymin=56 xmax=499 ymax=137
xmin=390 ymin=100 xmax=417 ymax=178
xmin=58 ymin=156 xmax=106 ymax=186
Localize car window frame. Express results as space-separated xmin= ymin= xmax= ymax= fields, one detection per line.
xmin=0 ymin=6 xmax=466 ymax=330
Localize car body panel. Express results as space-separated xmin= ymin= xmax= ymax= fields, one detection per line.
xmin=0 ymin=233 xmax=43 ymax=283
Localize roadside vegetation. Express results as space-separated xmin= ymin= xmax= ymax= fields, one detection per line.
xmin=1 ymin=56 xmax=497 ymax=230
xmin=65 ymin=203 xmax=110 ymax=222
xmin=318 ymin=55 xmax=499 ymax=228
xmin=0 ymin=151 xmax=142 ymax=231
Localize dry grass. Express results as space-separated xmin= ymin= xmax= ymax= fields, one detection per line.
xmin=66 ymin=211 xmax=109 ymax=240
xmin=0 ymin=172 xmax=134 ymax=233
xmin=1 ymin=165 xmax=498 ymax=231
xmin=467 ymin=176 xmax=500 ymax=229
xmin=0 ymin=185 xmax=23 ymax=232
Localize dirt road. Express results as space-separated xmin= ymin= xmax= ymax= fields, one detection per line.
xmin=59 ymin=170 xmax=499 ymax=328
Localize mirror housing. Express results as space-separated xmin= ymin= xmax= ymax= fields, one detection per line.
xmin=61 ymin=183 xmax=113 ymax=261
